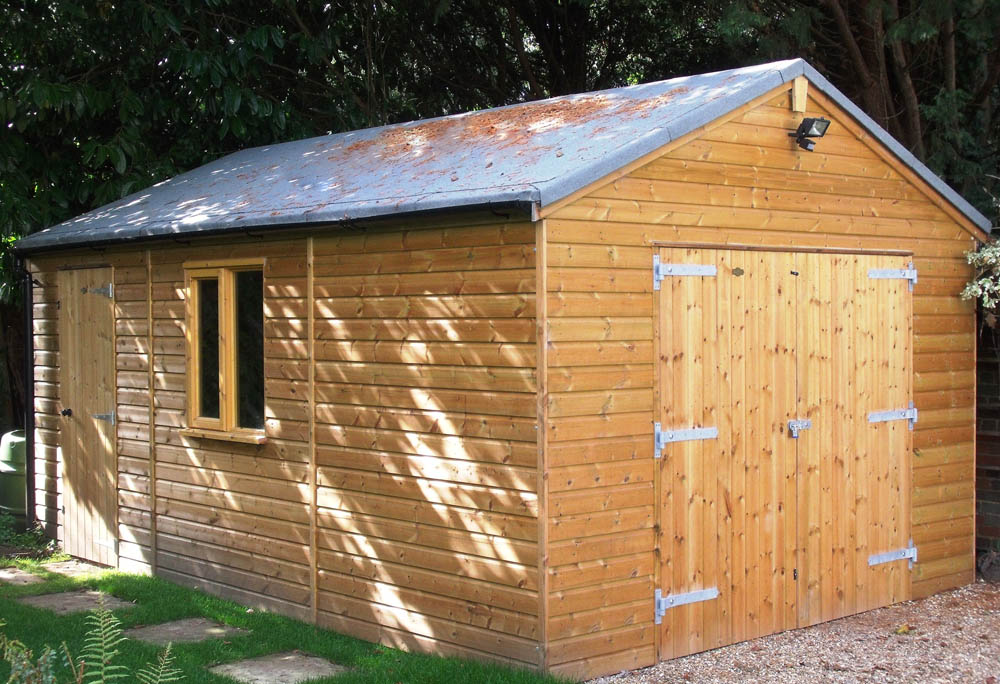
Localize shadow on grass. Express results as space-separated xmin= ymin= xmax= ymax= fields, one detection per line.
xmin=0 ymin=568 xmax=569 ymax=684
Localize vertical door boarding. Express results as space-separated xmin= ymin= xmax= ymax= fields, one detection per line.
xmin=58 ymin=267 xmax=118 ymax=567
xmin=655 ymin=247 xmax=913 ymax=660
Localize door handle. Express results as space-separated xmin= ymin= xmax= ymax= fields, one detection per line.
xmin=788 ymin=419 xmax=811 ymax=438
xmin=61 ymin=408 xmax=73 ymax=417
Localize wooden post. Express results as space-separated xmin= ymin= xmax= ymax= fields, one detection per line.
xmin=308 ymin=236 xmax=319 ymax=623
xmin=536 ymin=218 xmax=549 ymax=669
xmin=147 ymin=249 xmax=158 ymax=573
xmin=792 ymin=76 xmax=808 ymax=113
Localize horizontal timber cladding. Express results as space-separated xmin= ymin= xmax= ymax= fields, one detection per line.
xmin=311 ymin=220 xmax=541 ymax=668
xmin=27 ymin=216 xmax=541 ymax=669
xmin=542 ymin=85 xmax=979 ymax=680
xmin=28 ymin=263 xmax=63 ymax=544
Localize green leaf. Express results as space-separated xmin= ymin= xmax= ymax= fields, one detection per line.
xmin=110 ymin=147 xmax=126 ymax=174
xmin=136 ymin=644 xmax=184 ymax=684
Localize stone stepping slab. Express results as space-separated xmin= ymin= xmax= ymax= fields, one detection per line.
xmin=125 ymin=617 xmax=248 ymax=645
xmin=17 ymin=590 xmax=133 ymax=615
xmin=209 ymin=650 xmax=349 ymax=683
xmin=43 ymin=560 xmax=104 ymax=578
xmin=0 ymin=567 xmax=44 ymax=586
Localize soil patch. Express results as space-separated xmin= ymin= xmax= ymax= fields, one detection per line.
xmin=0 ymin=543 xmax=50 ymax=559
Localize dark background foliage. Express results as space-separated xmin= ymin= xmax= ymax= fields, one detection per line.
xmin=2 ymin=0 xmax=999 ymax=428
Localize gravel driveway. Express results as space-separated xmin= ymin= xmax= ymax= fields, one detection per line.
xmin=590 ymin=580 xmax=999 ymax=684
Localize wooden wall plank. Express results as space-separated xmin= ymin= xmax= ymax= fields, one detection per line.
xmin=543 ymin=87 xmax=979 ymax=679
xmin=310 ymin=218 xmax=541 ymax=668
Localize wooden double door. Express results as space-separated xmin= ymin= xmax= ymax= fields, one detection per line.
xmin=58 ymin=267 xmax=118 ymax=567
xmin=656 ymin=247 xmax=913 ymax=660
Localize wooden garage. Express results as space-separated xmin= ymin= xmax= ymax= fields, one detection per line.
xmin=15 ymin=58 xmax=990 ymax=680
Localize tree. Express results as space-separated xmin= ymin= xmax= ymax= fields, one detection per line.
xmin=2 ymin=0 xmax=996 ymax=430
xmin=719 ymin=0 xmax=1000 ymax=220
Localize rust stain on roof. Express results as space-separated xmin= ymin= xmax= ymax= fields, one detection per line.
xmin=334 ymin=86 xmax=693 ymax=163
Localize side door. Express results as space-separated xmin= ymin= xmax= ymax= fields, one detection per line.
xmin=58 ymin=267 xmax=118 ymax=567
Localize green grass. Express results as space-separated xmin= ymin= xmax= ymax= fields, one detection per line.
xmin=0 ymin=549 xmax=71 ymax=571
xmin=0 ymin=565 xmax=568 ymax=684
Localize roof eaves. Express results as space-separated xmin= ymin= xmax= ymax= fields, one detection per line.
xmin=14 ymin=186 xmax=542 ymax=254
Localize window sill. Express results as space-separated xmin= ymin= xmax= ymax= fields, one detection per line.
xmin=179 ymin=427 xmax=268 ymax=445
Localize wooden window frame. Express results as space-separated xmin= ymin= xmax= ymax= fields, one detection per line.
xmin=182 ymin=258 xmax=267 ymax=444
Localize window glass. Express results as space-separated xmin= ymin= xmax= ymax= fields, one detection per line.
xmin=235 ymin=270 xmax=264 ymax=429
xmin=198 ymin=278 xmax=220 ymax=419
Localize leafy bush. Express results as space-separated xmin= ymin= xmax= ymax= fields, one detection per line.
xmin=0 ymin=512 xmax=58 ymax=555
xmin=0 ymin=512 xmax=16 ymax=545
xmin=0 ymin=603 xmax=182 ymax=684
xmin=961 ymin=241 xmax=1000 ymax=325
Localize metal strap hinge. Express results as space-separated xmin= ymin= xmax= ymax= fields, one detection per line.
xmin=867 ymin=401 xmax=917 ymax=430
xmin=653 ymin=255 xmax=717 ymax=290
xmin=82 ymin=283 xmax=114 ymax=299
xmin=93 ymin=411 xmax=116 ymax=426
xmin=654 ymin=422 xmax=718 ymax=458
xmin=654 ymin=588 xmax=720 ymax=624
xmin=868 ymin=262 xmax=917 ymax=291
xmin=868 ymin=539 xmax=917 ymax=569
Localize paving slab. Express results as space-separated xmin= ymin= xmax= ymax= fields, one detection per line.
xmin=17 ymin=590 xmax=133 ymax=615
xmin=208 ymin=651 xmax=349 ymax=683
xmin=0 ymin=567 xmax=44 ymax=585
xmin=44 ymin=559 xmax=104 ymax=578
xmin=125 ymin=617 xmax=248 ymax=645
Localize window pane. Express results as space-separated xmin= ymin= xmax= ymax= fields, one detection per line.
xmin=198 ymin=278 xmax=220 ymax=419
xmin=235 ymin=270 xmax=264 ymax=429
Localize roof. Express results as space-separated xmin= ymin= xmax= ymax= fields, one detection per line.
xmin=16 ymin=58 xmax=992 ymax=253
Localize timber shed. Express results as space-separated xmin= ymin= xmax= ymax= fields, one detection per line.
xmin=15 ymin=58 xmax=992 ymax=680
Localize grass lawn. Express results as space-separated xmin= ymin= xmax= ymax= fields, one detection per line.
xmin=0 ymin=559 xmax=568 ymax=684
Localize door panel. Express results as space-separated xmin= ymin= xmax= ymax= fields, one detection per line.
xmin=657 ymin=248 xmax=798 ymax=659
xmin=796 ymin=253 xmax=912 ymax=626
xmin=657 ymin=248 xmax=912 ymax=660
xmin=58 ymin=267 xmax=117 ymax=567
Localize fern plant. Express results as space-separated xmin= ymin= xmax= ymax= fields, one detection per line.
xmin=78 ymin=607 xmax=129 ymax=683
xmin=1 ymin=606 xmax=184 ymax=684
xmin=136 ymin=645 xmax=183 ymax=684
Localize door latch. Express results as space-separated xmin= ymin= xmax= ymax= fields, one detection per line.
xmin=787 ymin=419 xmax=812 ymax=438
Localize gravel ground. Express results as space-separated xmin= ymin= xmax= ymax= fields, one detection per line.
xmin=590 ymin=580 xmax=999 ymax=684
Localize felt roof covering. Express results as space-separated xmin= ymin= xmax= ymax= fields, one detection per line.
xmin=16 ymin=58 xmax=991 ymax=253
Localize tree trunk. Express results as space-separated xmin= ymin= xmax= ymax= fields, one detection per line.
xmin=822 ymin=0 xmax=894 ymax=133
xmin=943 ymin=12 xmax=956 ymax=93
xmin=886 ymin=0 xmax=925 ymax=159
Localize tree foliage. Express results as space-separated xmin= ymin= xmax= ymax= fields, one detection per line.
xmin=719 ymin=0 xmax=1000 ymax=217
xmin=1 ymin=0 xmax=998 ymax=427
xmin=5 ymin=0 xmax=996 ymax=254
